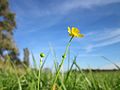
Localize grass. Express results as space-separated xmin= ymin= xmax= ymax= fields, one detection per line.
xmin=0 ymin=58 xmax=120 ymax=90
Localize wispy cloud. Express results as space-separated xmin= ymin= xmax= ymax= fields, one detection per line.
xmin=85 ymin=28 xmax=120 ymax=52
xmin=93 ymin=28 xmax=120 ymax=41
xmin=10 ymin=0 xmax=120 ymax=34
xmin=54 ymin=0 xmax=120 ymax=14
xmin=78 ymin=53 xmax=101 ymax=57
xmin=10 ymin=0 xmax=120 ymax=17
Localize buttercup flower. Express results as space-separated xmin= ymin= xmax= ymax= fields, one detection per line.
xmin=68 ymin=26 xmax=84 ymax=38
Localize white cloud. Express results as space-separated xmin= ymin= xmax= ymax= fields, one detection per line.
xmin=85 ymin=32 xmax=97 ymax=36
xmin=57 ymin=0 xmax=120 ymax=14
xmin=85 ymin=45 xmax=94 ymax=52
xmin=11 ymin=0 xmax=120 ymax=17
xmin=85 ymin=28 xmax=120 ymax=52
xmin=93 ymin=28 xmax=120 ymax=41
xmin=78 ymin=53 xmax=101 ymax=57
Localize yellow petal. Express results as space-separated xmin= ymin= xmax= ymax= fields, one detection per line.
xmin=68 ymin=27 xmax=71 ymax=34
xmin=71 ymin=27 xmax=75 ymax=35
xmin=71 ymin=27 xmax=75 ymax=32
xmin=72 ymin=27 xmax=79 ymax=34
xmin=78 ymin=34 xmax=84 ymax=38
xmin=74 ymin=28 xmax=80 ymax=33
xmin=68 ymin=26 xmax=84 ymax=38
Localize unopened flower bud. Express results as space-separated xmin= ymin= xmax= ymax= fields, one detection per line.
xmin=40 ymin=53 xmax=45 ymax=58
xmin=62 ymin=54 xmax=66 ymax=58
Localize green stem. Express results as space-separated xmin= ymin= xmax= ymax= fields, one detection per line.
xmin=52 ymin=36 xmax=73 ymax=89
xmin=38 ymin=58 xmax=42 ymax=90
xmin=68 ymin=48 xmax=70 ymax=71
xmin=65 ymin=56 xmax=77 ymax=83
xmin=10 ymin=61 xmax=22 ymax=90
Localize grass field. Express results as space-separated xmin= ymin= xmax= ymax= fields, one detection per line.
xmin=0 ymin=59 xmax=120 ymax=90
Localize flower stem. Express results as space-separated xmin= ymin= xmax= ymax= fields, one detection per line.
xmin=51 ymin=36 xmax=73 ymax=89
xmin=38 ymin=58 xmax=42 ymax=90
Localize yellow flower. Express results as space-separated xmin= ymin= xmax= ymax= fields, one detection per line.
xmin=68 ymin=26 xmax=84 ymax=38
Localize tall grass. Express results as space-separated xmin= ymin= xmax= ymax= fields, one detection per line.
xmin=0 ymin=55 xmax=120 ymax=90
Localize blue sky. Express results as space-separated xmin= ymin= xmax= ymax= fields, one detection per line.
xmin=9 ymin=0 xmax=120 ymax=69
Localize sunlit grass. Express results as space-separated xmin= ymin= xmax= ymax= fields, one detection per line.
xmin=0 ymin=57 xmax=120 ymax=90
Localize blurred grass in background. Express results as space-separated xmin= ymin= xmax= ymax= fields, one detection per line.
xmin=0 ymin=55 xmax=120 ymax=90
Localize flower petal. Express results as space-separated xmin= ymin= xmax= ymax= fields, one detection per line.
xmin=68 ymin=27 xmax=71 ymax=34
xmin=68 ymin=26 xmax=84 ymax=38
xmin=78 ymin=34 xmax=84 ymax=38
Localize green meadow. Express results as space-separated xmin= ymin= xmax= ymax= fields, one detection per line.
xmin=0 ymin=55 xmax=120 ymax=90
